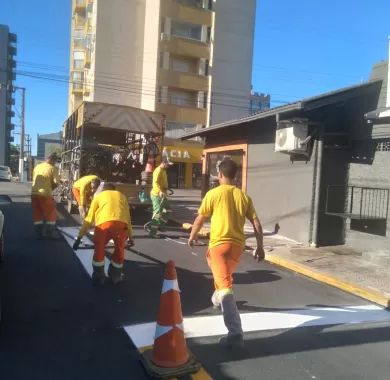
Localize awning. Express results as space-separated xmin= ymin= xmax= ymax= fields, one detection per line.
xmin=74 ymin=101 xmax=165 ymax=135
xmin=162 ymin=138 xmax=203 ymax=164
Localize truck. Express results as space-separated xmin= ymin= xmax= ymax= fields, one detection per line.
xmin=60 ymin=101 xmax=165 ymax=214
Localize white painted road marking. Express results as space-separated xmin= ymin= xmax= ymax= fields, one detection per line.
xmin=59 ymin=227 xmax=390 ymax=351
xmin=124 ymin=304 xmax=390 ymax=349
xmin=59 ymin=227 xmax=110 ymax=277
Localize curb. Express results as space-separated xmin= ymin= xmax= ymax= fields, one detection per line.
xmin=265 ymin=253 xmax=390 ymax=309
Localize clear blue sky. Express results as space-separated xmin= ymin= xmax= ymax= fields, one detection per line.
xmin=1 ymin=0 xmax=389 ymax=155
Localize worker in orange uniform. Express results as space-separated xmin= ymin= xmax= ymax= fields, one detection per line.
xmin=148 ymin=157 xmax=173 ymax=235
xmin=72 ymin=175 xmax=101 ymax=219
xmin=73 ymin=183 xmax=133 ymax=286
xmin=31 ymin=153 xmax=60 ymax=239
xmin=188 ymin=159 xmax=265 ymax=349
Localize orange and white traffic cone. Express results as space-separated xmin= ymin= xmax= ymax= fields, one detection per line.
xmin=141 ymin=261 xmax=201 ymax=378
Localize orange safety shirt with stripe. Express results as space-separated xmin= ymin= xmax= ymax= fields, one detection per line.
xmin=31 ymin=162 xmax=60 ymax=197
xmin=151 ymin=166 xmax=168 ymax=196
xmin=79 ymin=190 xmax=132 ymax=237
xmin=73 ymin=175 xmax=99 ymax=206
xmin=198 ymin=184 xmax=257 ymax=249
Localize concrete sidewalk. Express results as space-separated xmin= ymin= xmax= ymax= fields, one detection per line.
xmin=170 ymin=189 xmax=390 ymax=308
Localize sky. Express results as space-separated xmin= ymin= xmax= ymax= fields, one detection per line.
xmin=1 ymin=0 xmax=389 ymax=155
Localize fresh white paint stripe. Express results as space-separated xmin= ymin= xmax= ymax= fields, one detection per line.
xmin=59 ymin=227 xmax=110 ymax=277
xmin=123 ymin=304 xmax=390 ymax=349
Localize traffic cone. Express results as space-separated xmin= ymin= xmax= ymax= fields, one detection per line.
xmin=141 ymin=261 xmax=201 ymax=378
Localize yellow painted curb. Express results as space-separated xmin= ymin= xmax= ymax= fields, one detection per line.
xmin=266 ymin=254 xmax=390 ymax=309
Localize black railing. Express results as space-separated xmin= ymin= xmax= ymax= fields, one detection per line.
xmin=326 ymin=185 xmax=390 ymax=221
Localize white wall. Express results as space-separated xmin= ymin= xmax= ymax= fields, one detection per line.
xmin=387 ymin=37 xmax=390 ymax=107
xmin=210 ymin=0 xmax=256 ymax=125
xmin=140 ymin=0 xmax=161 ymax=111
xmin=93 ymin=0 xmax=147 ymax=108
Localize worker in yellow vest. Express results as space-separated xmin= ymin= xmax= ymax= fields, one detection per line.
xmin=148 ymin=157 xmax=173 ymax=236
xmin=31 ymin=153 xmax=60 ymax=239
xmin=74 ymin=183 xmax=133 ymax=286
xmin=72 ymin=175 xmax=101 ymax=219
xmin=188 ymin=159 xmax=265 ymax=349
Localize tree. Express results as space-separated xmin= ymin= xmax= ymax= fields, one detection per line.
xmin=9 ymin=144 xmax=19 ymax=175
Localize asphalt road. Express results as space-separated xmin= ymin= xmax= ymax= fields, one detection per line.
xmin=1 ymin=182 xmax=390 ymax=380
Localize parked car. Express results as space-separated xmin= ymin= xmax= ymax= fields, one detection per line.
xmin=0 ymin=166 xmax=12 ymax=182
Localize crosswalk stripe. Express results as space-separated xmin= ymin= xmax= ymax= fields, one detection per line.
xmin=124 ymin=304 xmax=390 ymax=349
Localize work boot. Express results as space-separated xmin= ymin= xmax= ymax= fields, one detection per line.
xmin=211 ymin=290 xmax=221 ymax=309
xmin=219 ymin=333 xmax=244 ymax=349
xmin=220 ymin=293 xmax=244 ymax=349
xmin=92 ymin=266 xmax=106 ymax=286
xmin=42 ymin=224 xmax=61 ymax=240
xmin=34 ymin=224 xmax=43 ymax=239
xmin=108 ymin=263 xmax=123 ymax=285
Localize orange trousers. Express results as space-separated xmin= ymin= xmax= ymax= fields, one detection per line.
xmin=93 ymin=221 xmax=128 ymax=268
xmin=72 ymin=188 xmax=81 ymax=205
xmin=31 ymin=195 xmax=57 ymax=224
xmin=207 ymin=243 xmax=242 ymax=290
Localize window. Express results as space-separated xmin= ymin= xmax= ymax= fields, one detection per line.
xmin=171 ymin=21 xmax=202 ymax=41
xmin=169 ymin=89 xmax=196 ymax=107
xmin=171 ymin=56 xmax=197 ymax=73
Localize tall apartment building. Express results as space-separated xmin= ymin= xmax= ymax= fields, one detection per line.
xmin=249 ymin=91 xmax=270 ymax=114
xmin=0 ymin=25 xmax=17 ymax=166
xmin=68 ymin=0 xmax=256 ymax=135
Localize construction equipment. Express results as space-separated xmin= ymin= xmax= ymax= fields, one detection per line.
xmin=60 ymin=102 xmax=165 ymax=214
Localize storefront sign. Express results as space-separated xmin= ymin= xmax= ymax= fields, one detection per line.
xmin=163 ymin=146 xmax=202 ymax=163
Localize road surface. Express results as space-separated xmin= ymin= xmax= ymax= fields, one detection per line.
xmin=1 ymin=182 xmax=390 ymax=380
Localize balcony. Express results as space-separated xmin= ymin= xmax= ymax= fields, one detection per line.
xmin=160 ymin=35 xmax=210 ymax=59
xmin=162 ymin=0 xmax=213 ymax=27
xmin=84 ymin=50 xmax=91 ymax=68
xmin=71 ymin=71 xmax=84 ymax=94
xmin=8 ymin=58 xmax=16 ymax=68
xmin=8 ymin=45 xmax=17 ymax=56
xmin=73 ymin=0 xmax=86 ymax=14
xmin=156 ymin=102 xmax=207 ymax=125
xmin=9 ymin=33 xmax=17 ymax=43
xmin=84 ymin=18 xmax=93 ymax=34
xmin=158 ymin=69 xmax=209 ymax=92
xmin=7 ymin=123 xmax=15 ymax=131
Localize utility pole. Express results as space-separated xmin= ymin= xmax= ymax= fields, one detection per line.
xmin=13 ymin=86 xmax=26 ymax=181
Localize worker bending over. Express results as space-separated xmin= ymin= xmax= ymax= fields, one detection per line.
xmin=31 ymin=153 xmax=60 ymax=239
xmin=149 ymin=157 xmax=173 ymax=235
xmin=188 ymin=159 xmax=265 ymax=349
xmin=74 ymin=183 xmax=133 ymax=285
xmin=72 ymin=175 xmax=101 ymax=219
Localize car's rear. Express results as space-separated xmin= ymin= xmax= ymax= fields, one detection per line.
xmin=0 ymin=166 xmax=12 ymax=181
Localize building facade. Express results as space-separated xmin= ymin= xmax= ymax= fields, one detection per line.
xmin=36 ymin=131 xmax=62 ymax=161
xmin=0 ymin=25 xmax=17 ymax=166
xmin=67 ymin=0 xmax=256 ymax=188
xmin=184 ymin=78 xmax=388 ymax=253
xmin=68 ymin=0 xmax=256 ymax=131
xmin=249 ymin=91 xmax=270 ymax=114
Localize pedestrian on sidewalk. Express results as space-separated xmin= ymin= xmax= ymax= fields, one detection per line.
xmin=31 ymin=153 xmax=60 ymax=239
xmin=74 ymin=183 xmax=134 ymax=285
xmin=72 ymin=175 xmax=101 ymax=219
xmin=188 ymin=158 xmax=265 ymax=349
xmin=148 ymin=157 xmax=173 ymax=235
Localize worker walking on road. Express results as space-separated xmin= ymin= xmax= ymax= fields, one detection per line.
xmin=72 ymin=175 xmax=101 ymax=219
xmin=74 ymin=183 xmax=133 ymax=286
xmin=149 ymin=157 xmax=173 ymax=235
xmin=31 ymin=153 xmax=60 ymax=239
xmin=188 ymin=159 xmax=265 ymax=349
